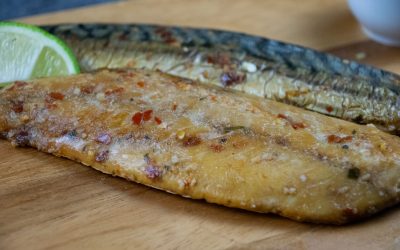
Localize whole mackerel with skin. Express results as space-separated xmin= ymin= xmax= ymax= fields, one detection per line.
xmin=44 ymin=24 xmax=400 ymax=134
xmin=1 ymin=68 xmax=400 ymax=224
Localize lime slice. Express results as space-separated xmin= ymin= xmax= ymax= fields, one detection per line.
xmin=0 ymin=21 xmax=80 ymax=85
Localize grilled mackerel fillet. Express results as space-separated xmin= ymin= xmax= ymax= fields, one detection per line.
xmin=1 ymin=69 xmax=400 ymax=224
xmin=45 ymin=24 xmax=400 ymax=134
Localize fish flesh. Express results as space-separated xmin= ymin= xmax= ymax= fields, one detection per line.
xmin=1 ymin=68 xmax=400 ymax=224
xmin=43 ymin=24 xmax=400 ymax=134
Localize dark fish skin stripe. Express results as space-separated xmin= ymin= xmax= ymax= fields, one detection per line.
xmin=42 ymin=24 xmax=400 ymax=134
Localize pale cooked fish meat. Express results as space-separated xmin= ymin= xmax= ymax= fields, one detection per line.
xmin=1 ymin=69 xmax=400 ymax=224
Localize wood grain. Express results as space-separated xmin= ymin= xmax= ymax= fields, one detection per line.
xmin=2 ymin=0 xmax=400 ymax=249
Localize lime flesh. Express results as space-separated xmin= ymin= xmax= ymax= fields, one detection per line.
xmin=0 ymin=22 xmax=80 ymax=84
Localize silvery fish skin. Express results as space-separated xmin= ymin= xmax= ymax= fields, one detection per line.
xmin=43 ymin=24 xmax=400 ymax=134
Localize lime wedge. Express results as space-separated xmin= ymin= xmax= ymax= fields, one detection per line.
xmin=0 ymin=21 xmax=80 ymax=85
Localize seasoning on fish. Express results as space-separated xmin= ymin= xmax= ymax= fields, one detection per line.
xmin=1 ymin=68 xmax=400 ymax=224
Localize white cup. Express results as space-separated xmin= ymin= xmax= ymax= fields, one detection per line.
xmin=348 ymin=0 xmax=400 ymax=46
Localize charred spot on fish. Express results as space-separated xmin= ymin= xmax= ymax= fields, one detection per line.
xmin=342 ymin=207 xmax=359 ymax=221
xmin=219 ymin=137 xmax=228 ymax=144
xmin=95 ymin=150 xmax=109 ymax=162
xmin=273 ymin=136 xmax=289 ymax=147
xmin=143 ymin=153 xmax=151 ymax=164
xmin=182 ymin=136 xmax=202 ymax=147
xmin=342 ymin=144 xmax=349 ymax=150
xmin=327 ymin=135 xmax=353 ymax=144
xmin=354 ymin=115 xmax=363 ymax=123
xmin=352 ymin=129 xmax=357 ymax=135
xmin=13 ymin=131 xmax=30 ymax=147
xmin=144 ymin=135 xmax=151 ymax=140
xmin=348 ymin=167 xmax=360 ymax=179
xmin=220 ymin=71 xmax=246 ymax=87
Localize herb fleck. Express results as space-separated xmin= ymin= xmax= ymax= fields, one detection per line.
xmin=224 ymin=126 xmax=250 ymax=134
xmin=219 ymin=137 xmax=228 ymax=143
xmin=348 ymin=167 xmax=360 ymax=179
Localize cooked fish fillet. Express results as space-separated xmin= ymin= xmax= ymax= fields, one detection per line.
xmin=1 ymin=69 xmax=400 ymax=224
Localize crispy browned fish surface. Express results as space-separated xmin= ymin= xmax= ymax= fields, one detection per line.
xmin=1 ymin=69 xmax=400 ymax=224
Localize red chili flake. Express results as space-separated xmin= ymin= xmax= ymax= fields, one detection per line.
xmin=49 ymin=92 xmax=64 ymax=100
xmin=154 ymin=117 xmax=162 ymax=125
xmin=277 ymin=113 xmax=287 ymax=119
xmin=277 ymin=113 xmax=306 ymax=130
xmin=273 ymin=136 xmax=289 ymax=146
xmin=220 ymin=71 xmax=246 ymax=87
xmin=105 ymin=87 xmax=124 ymax=96
xmin=81 ymin=86 xmax=95 ymax=94
xmin=210 ymin=95 xmax=217 ymax=101
xmin=183 ymin=136 xmax=202 ymax=147
xmin=11 ymin=101 xmax=24 ymax=113
xmin=327 ymin=135 xmax=353 ymax=144
xmin=155 ymin=27 xmax=176 ymax=44
xmin=210 ymin=144 xmax=224 ymax=153
xmin=342 ymin=207 xmax=358 ymax=220
xmin=45 ymin=103 xmax=57 ymax=109
xmin=132 ymin=112 xmax=144 ymax=125
xmin=95 ymin=133 xmax=112 ymax=145
xmin=172 ymin=103 xmax=177 ymax=111
xmin=15 ymin=81 xmax=28 ymax=88
xmin=326 ymin=106 xmax=333 ymax=113
xmin=137 ymin=81 xmax=145 ymax=88
xmin=291 ymin=122 xmax=306 ymax=130
xmin=145 ymin=165 xmax=163 ymax=180
xmin=95 ymin=150 xmax=109 ymax=162
xmin=207 ymin=53 xmax=232 ymax=67
xmin=143 ymin=110 xmax=153 ymax=121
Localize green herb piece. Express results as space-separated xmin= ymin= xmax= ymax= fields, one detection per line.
xmin=224 ymin=126 xmax=250 ymax=134
xmin=348 ymin=167 xmax=360 ymax=179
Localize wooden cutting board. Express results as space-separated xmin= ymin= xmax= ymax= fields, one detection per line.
xmin=1 ymin=140 xmax=400 ymax=250
xmin=2 ymin=0 xmax=400 ymax=249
